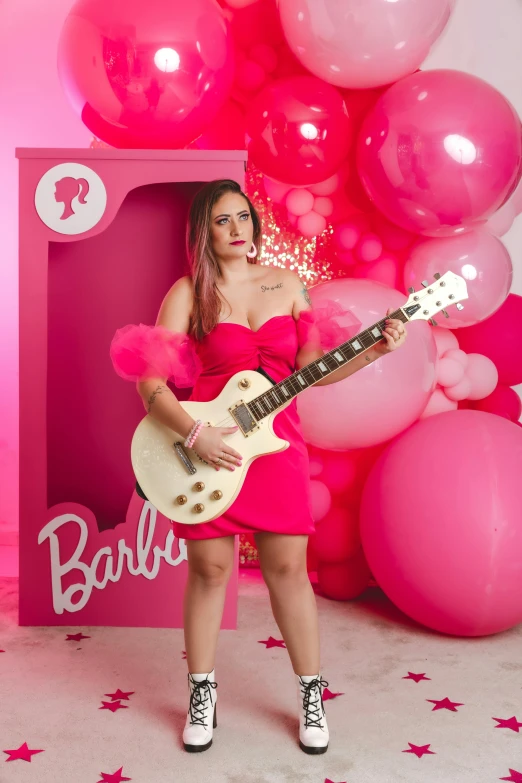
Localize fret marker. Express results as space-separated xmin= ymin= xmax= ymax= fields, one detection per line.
xmin=318 ymin=361 xmax=328 ymax=373
xmin=281 ymin=386 xmax=290 ymax=396
xmin=371 ymin=327 xmax=381 ymax=339
xmin=271 ymin=391 xmax=280 ymax=403
xmin=351 ymin=340 xmax=362 ymax=351
xmin=333 ymin=351 xmax=346 ymax=363
xmin=297 ymin=374 xmax=306 ymax=386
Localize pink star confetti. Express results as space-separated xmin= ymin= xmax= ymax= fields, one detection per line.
xmin=325 ymin=779 xmax=347 ymax=783
xmin=0 ymin=649 xmax=5 ymax=653
xmin=182 ymin=650 xmax=187 ymax=659
xmin=426 ymin=697 xmax=464 ymax=712
xmin=258 ymin=636 xmax=286 ymax=649
xmin=66 ymin=632 xmax=91 ymax=642
xmin=96 ymin=766 xmax=132 ymax=782
xmin=322 ymin=687 xmax=345 ymax=701
xmin=493 ymin=716 xmax=522 ymax=732
xmin=403 ymin=672 xmax=431 ymax=683
xmin=99 ymin=700 xmax=128 ymax=713
xmin=104 ymin=690 xmax=135 ymax=702
xmin=403 ymin=743 xmax=436 ymax=758
xmin=3 ymin=742 xmax=44 ymax=762
xmin=500 ymin=769 xmax=522 ymax=782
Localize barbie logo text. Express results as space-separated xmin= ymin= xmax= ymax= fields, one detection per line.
xmin=38 ymin=502 xmax=187 ymax=615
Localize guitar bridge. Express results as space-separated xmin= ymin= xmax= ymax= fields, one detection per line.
xmin=229 ymin=400 xmax=259 ymax=437
xmin=173 ymin=441 xmax=197 ymax=474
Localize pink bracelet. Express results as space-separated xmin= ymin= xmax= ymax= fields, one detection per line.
xmin=184 ymin=418 xmax=202 ymax=448
xmin=187 ymin=422 xmax=203 ymax=448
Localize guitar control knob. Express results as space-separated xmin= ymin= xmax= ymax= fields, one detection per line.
xmin=193 ymin=482 xmax=205 ymax=492
xmin=211 ymin=489 xmax=223 ymax=500
xmin=176 ymin=495 xmax=187 ymax=505
xmin=238 ymin=377 xmax=251 ymax=390
xmin=193 ymin=503 xmax=205 ymax=513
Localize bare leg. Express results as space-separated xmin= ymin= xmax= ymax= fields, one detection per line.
xmin=183 ymin=535 xmax=235 ymax=673
xmin=255 ymin=533 xmax=321 ymax=675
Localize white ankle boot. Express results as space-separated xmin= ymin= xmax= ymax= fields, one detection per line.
xmin=295 ymin=673 xmax=329 ymax=754
xmin=183 ymin=669 xmax=218 ymax=753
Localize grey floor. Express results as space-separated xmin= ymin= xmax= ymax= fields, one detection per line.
xmin=1 ymin=566 xmax=521 ymax=783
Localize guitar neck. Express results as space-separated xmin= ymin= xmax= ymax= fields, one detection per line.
xmin=246 ymin=307 xmax=411 ymax=423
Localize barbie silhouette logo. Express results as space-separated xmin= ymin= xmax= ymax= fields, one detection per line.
xmin=35 ymin=162 xmax=107 ymax=235
xmin=55 ymin=176 xmax=90 ymax=220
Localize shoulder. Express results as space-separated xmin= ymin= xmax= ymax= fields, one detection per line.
xmin=278 ymin=268 xmax=312 ymax=318
xmin=156 ymin=275 xmax=194 ymax=334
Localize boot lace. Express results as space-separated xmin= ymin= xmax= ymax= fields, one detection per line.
xmin=188 ymin=677 xmax=218 ymax=727
xmin=299 ymin=676 xmax=328 ymax=729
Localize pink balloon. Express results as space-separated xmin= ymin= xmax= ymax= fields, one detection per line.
xmin=263 ymin=176 xmax=292 ymax=203
xmin=317 ymin=549 xmax=372 ymax=600
xmin=465 ymin=353 xmax=499 ymax=401
xmin=286 ymin=188 xmax=314 ymax=216
xmin=360 ymin=410 xmax=522 ymax=636
xmin=309 ymin=173 xmax=340 ymax=196
xmin=431 ymin=326 xmax=459 ymax=358
xmin=297 ymin=210 xmax=327 ymax=238
xmin=455 ymin=294 xmax=522 ymax=387
xmin=352 ymin=255 xmax=400 ymax=289
xmin=437 ymin=357 xmax=465 ymax=388
xmin=471 ymin=385 xmax=522 ymax=423
xmin=444 ymin=376 xmax=471 ymax=402
xmin=309 ymin=480 xmax=332 ymax=522
xmin=58 ymin=0 xmax=235 ymax=148
xmin=278 ymin=0 xmax=454 ymax=89
xmin=194 ymin=99 xmax=246 ymax=150
xmin=357 ymin=70 xmax=522 ymax=236
xmin=444 ymin=348 xmax=468 ymax=368
xmin=320 ymin=452 xmax=358 ymax=494
xmin=314 ymin=506 xmax=360 ymax=564
xmin=249 ymin=43 xmax=278 ymax=73
xmin=372 ymin=214 xmax=415 ymax=251
xmin=235 ymin=59 xmax=267 ymax=92
xmin=356 ymin=232 xmax=383 ymax=263
xmin=313 ymin=196 xmax=334 ymax=217
xmin=420 ymin=388 xmax=458 ymax=419
xmin=335 ymin=250 xmax=357 ymax=268
xmin=297 ymin=279 xmax=437 ymax=449
xmin=245 ymin=75 xmax=353 ymax=185
xmin=486 ymin=199 xmax=517 ymax=238
xmin=404 ymin=229 xmax=513 ymax=328
xmin=308 ymin=456 xmax=324 ymax=477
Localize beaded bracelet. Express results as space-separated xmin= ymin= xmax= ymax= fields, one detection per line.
xmin=184 ymin=418 xmax=203 ymax=448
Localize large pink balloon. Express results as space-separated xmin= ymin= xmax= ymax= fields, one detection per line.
xmin=403 ymin=229 xmax=513 ymax=328
xmin=297 ymin=279 xmax=437 ymax=449
xmin=245 ymin=75 xmax=352 ymax=185
xmin=278 ymin=0 xmax=453 ymax=90
xmin=58 ymin=0 xmax=235 ymax=148
xmin=456 ymin=294 xmax=522 ymax=387
xmin=360 ymin=411 xmax=522 ymax=636
xmin=356 ymin=70 xmax=522 ymax=236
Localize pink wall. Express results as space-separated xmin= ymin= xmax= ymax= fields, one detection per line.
xmin=0 ymin=0 xmax=90 ymax=554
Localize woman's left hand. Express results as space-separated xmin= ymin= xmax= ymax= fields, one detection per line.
xmin=375 ymin=307 xmax=408 ymax=355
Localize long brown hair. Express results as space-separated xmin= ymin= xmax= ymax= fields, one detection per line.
xmin=186 ymin=179 xmax=262 ymax=341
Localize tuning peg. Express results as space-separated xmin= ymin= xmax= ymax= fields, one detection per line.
xmin=408 ymin=286 xmax=415 ymax=294
xmin=429 ymin=318 xmax=438 ymax=326
xmin=421 ymin=280 xmax=429 ymax=288
xmin=441 ymin=309 xmax=449 ymax=318
xmin=433 ymin=272 xmax=441 ymax=280
xmin=456 ymin=303 xmax=464 ymax=311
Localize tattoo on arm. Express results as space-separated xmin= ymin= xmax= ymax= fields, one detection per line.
xmin=146 ymin=384 xmax=168 ymax=414
xmin=301 ymin=285 xmax=311 ymax=306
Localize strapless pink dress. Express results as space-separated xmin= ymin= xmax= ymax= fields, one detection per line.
xmin=170 ymin=315 xmax=315 ymax=540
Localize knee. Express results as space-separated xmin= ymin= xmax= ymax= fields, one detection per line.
xmin=189 ymin=561 xmax=232 ymax=587
xmin=262 ymin=561 xmax=308 ymax=586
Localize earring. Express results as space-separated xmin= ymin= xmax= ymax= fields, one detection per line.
xmin=246 ymin=242 xmax=257 ymax=258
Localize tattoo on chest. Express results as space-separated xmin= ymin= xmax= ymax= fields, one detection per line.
xmin=261 ymin=282 xmax=283 ymax=292
xmin=301 ymin=286 xmax=311 ymax=306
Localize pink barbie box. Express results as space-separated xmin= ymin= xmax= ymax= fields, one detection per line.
xmin=17 ymin=148 xmax=247 ymax=628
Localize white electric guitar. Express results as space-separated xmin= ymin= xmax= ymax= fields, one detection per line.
xmin=131 ymin=271 xmax=468 ymax=524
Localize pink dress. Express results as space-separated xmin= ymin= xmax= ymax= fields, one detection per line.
xmin=170 ymin=314 xmax=315 ymax=540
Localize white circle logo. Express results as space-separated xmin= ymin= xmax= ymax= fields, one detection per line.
xmin=34 ymin=163 xmax=107 ymax=235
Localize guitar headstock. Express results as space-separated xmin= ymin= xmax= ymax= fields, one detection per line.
xmin=402 ymin=271 xmax=469 ymax=326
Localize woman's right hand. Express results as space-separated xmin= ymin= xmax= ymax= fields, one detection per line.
xmin=192 ymin=424 xmax=243 ymax=471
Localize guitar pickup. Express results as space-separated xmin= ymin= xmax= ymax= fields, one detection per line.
xmin=173 ymin=441 xmax=197 ymax=474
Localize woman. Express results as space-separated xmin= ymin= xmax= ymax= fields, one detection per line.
xmin=110 ymin=179 xmax=407 ymax=755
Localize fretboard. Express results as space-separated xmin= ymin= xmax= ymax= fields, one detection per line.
xmin=247 ymin=308 xmax=409 ymax=422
